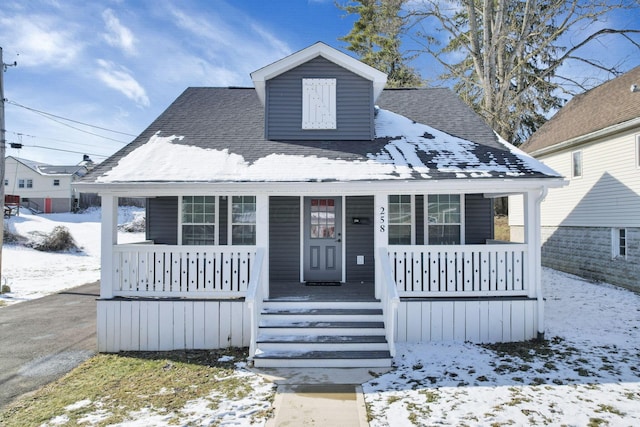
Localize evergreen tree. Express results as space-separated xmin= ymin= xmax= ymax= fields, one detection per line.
xmin=338 ymin=0 xmax=423 ymax=88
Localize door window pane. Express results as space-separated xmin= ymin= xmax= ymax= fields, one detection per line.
xmin=310 ymin=198 xmax=335 ymax=239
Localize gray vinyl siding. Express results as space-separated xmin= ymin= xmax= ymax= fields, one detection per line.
xmin=465 ymin=194 xmax=494 ymax=244
xmin=146 ymin=197 xmax=178 ymax=245
xmin=345 ymin=196 xmax=375 ymax=283
xmin=266 ymin=56 xmax=374 ymax=140
xmin=269 ymin=196 xmax=301 ymax=282
xmin=219 ymin=196 xmax=228 ymax=245
xmin=415 ymin=195 xmax=424 ymax=245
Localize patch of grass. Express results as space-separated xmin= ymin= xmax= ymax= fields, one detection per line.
xmin=0 ymin=348 xmax=271 ymax=427
xmin=595 ymin=404 xmax=625 ymax=416
xmin=588 ymin=417 xmax=608 ymax=426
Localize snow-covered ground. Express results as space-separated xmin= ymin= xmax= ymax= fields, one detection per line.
xmin=2 ymin=209 xmax=639 ymax=425
xmin=1 ymin=207 xmax=145 ymax=304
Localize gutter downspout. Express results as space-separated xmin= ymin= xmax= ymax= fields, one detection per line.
xmin=535 ymin=187 xmax=548 ymax=341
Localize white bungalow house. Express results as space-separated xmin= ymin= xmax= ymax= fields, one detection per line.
xmin=75 ymin=43 xmax=564 ymax=368
xmin=4 ymin=156 xmax=88 ymax=213
xmin=510 ymin=66 xmax=640 ymax=292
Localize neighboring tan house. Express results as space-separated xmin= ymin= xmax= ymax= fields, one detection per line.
xmin=75 ymin=42 xmax=564 ymax=368
xmin=510 ymin=66 xmax=640 ymax=292
xmin=4 ymin=156 xmax=88 ymax=213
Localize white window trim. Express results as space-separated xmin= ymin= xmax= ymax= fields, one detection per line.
xmin=571 ymin=150 xmax=583 ymax=179
xmin=424 ymin=194 xmax=465 ymax=245
xmin=53 ymin=179 xmax=60 ymax=187
xmin=611 ymin=227 xmax=627 ymax=260
xmin=387 ymin=194 xmax=415 ymax=245
xmin=228 ymin=195 xmax=257 ymax=246
xmin=18 ymin=179 xmax=25 ymax=189
xmin=178 ymin=196 xmax=218 ymax=246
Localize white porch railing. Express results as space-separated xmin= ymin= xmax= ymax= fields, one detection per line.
xmin=112 ymin=245 xmax=257 ymax=298
xmin=246 ymin=248 xmax=266 ymax=359
xmin=378 ymin=248 xmax=400 ymax=357
xmin=386 ymin=244 xmax=528 ymax=297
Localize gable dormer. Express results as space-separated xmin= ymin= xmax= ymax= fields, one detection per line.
xmin=251 ymin=42 xmax=387 ymax=141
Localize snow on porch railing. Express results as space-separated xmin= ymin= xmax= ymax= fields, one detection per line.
xmin=112 ymin=245 xmax=257 ymax=297
xmin=387 ymin=244 xmax=528 ymax=297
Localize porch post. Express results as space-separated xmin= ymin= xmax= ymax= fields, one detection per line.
xmin=256 ymin=194 xmax=269 ymax=299
xmin=524 ymin=189 xmax=545 ymax=339
xmin=100 ymin=194 xmax=117 ymax=299
xmin=373 ymin=193 xmax=388 ymax=299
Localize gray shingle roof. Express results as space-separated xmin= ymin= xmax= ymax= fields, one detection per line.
xmin=82 ymin=87 xmax=558 ymax=183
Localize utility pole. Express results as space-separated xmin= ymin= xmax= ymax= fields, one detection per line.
xmin=0 ymin=47 xmax=18 ymax=288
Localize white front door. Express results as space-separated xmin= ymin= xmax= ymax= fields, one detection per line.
xmin=303 ymin=197 xmax=342 ymax=282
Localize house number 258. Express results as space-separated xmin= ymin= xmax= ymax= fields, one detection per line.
xmin=379 ymin=206 xmax=385 ymax=232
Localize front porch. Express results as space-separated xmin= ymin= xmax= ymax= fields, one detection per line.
xmin=97 ymin=242 xmax=540 ymax=365
xmin=95 ymin=187 xmax=547 ymax=366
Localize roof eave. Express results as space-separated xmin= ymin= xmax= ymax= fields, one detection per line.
xmin=73 ymin=176 xmax=565 ymax=197
xmin=250 ymin=42 xmax=387 ymax=106
xmin=529 ymin=116 xmax=640 ymax=157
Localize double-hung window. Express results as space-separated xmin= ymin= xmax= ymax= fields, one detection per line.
xmin=231 ymin=196 xmax=256 ymax=245
xmin=53 ymin=179 xmax=60 ymax=186
xmin=18 ymin=179 xmax=25 ymax=189
xmin=572 ymin=151 xmax=582 ymax=178
xmin=181 ymin=196 xmax=216 ymax=245
xmin=427 ymin=194 xmax=462 ymax=245
xmin=612 ymin=228 xmax=627 ymax=259
xmin=388 ymin=195 xmax=413 ymax=245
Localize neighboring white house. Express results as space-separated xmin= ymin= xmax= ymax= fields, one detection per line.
xmin=75 ymin=42 xmax=564 ymax=368
xmin=4 ymin=156 xmax=88 ymax=213
xmin=510 ymin=66 xmax=640 ymax=292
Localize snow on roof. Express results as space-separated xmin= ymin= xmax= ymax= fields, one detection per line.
xmin=97 ymin=108 xmax=559 ymax=183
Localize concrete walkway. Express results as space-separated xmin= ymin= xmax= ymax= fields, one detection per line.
xmin=0 ymin=282 xmax=99 ymax=409
xmin=255 ymin=368 xmax=390 ymax=427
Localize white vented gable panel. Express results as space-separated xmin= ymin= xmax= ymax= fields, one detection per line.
xmin=302 ymin=78 xmax=337 ymax=129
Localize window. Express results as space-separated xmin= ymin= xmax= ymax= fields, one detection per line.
xmin=302 ymin=78 xmax=336 ymax=130
xmin=3 ymin=179 xmax=7 ymax=186
xmin=26 ymin=179 xmax=33 ymax=188
xmin=18 ymin=179 xmax=25 ymax=188
xmin=181 ymin=196 xmax=216 ymax=245
xmin=53 ymin=179 xmax=60 ymax=186
xmin=572 ymin=151 xmax=582 ymax=178
xmin=231 ymin=196 xmax=256 ymax=245
xmin=388 ymin=195 xmax=413 ymax=245
xmin=427 ymin=194 xmax=462 ymax=245
xmin=310 ymin=198 xmax=336 ymax=239
xmin=612 ymin=228 xmax=627 ymax=259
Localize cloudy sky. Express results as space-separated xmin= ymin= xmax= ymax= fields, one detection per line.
xmin=1 ymin=0 xmax=639 ymax=165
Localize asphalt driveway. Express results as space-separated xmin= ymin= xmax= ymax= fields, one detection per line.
xmin=0 ymin=281 xmax=99 ymax=409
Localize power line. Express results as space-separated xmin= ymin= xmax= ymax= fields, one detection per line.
xmin=5 ymin=100 xmax=134 ymax=143
xmin=7 ymin=130 xmax=123 ymax=151
xmin=16 ymin=144 xmax=110 ymax=158
xmin=6 ymin=100 xmax=137 ymax=137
